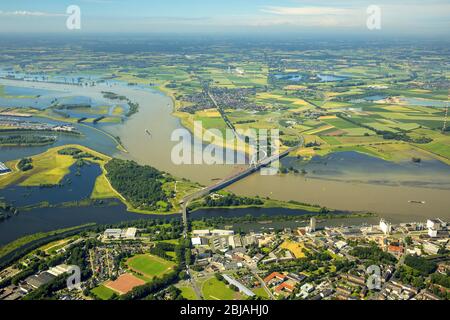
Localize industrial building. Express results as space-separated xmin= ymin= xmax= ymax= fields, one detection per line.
xmin=0 ymin=162 xmax=11 ymax=175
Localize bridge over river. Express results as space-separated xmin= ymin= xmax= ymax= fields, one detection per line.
xmin=180 ymin=138 xmax=303 ymax=236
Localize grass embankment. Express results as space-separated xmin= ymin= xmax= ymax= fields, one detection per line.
xmin=0 ymin=223 xmax=95 ymax=259
xmin=188 ymin=191 xmax=323 ymax=213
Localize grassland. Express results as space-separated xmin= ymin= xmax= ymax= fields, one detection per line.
xmin=0 ymin=144 xmax=111 ymax=189
xmin=252 ymin=287 xmax=270 ymax=299
xmin=178 ymin=286 xmax=198 ymax=300
xmin=201 ymin=277 xmax=240 ymax=300
xmin=38 ymin=236 xmax=78 ymax=255
xmin=91 ymin=285 xmax=117 ymax=300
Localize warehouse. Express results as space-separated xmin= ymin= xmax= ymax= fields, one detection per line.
xmin=0 ymin=162 xmax=11 ymax=175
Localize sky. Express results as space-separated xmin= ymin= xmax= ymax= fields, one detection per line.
xmin=0 ymin=0 xmax=449 ymax=36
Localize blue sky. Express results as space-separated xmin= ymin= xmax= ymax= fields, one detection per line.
xmin=0 ymin=0 xmax=449 ymax=35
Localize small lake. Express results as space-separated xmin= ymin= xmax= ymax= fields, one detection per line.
xmin=274 ymin=74 xmax=303 ymax=82
xmin=317 ymin=74 xmax=348 ymax=82
xmin=273 ymin=73 xmax=348 ymax=83
xmin=401 ymin=97 xmax=448 ymax=108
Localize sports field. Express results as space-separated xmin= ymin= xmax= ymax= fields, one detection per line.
xmin=127 ymin=254 xmax=176 ymax=279
xmin=104 ymin=273 xmax=146 ymax=295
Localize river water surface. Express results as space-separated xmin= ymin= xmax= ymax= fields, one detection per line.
xmin=1 ymin=77 xmax=449 ymax=224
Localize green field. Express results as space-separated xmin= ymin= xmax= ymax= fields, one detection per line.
xmin=201 ymin=277 xmax=239 ymax=300
xmin=179 ymin=286 xmax=198 ymax=300
xmin=91 ymin=285 xmax=116 ymax=300
xmin=252 ymin=287 xmax=270 ymax=299
xmin=127 ymin=254 xmax=176 ymax=279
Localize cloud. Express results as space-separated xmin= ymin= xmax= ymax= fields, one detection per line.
xmin=261 ymin=6 xmax=355 ymax=16
xmin=0 ymin=11 xmax=66 ymax=17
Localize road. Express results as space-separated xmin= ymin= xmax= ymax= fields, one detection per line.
xmin=251 ymin=270 xmax=275 ymax=300
xmin=186 ymin=266 xmax=203 ymax=300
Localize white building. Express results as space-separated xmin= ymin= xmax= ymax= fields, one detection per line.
xmin=335 ymin=240 xmax=348 ymax=250
xmin=427 ymin=219 xmax=442 ymax=231
xmin=0 ymin=162 xmax=11 ymax=175
xmin=47 ymin=264 xmax=72 ymax=277
xmin=124 ymin=228 xmax=137 ymax=239
xmin=192 ymin=230 xmax=211 ymax=237
xmin=423 ymin=242 xmax=440 ymax=255
xmin=428 ymin=229 xmax=438 ymax=238
xmin=103 ymin=228 xmax=137 ymax=240
xmin=104 ymin=229 xmax=122 ymax=239
xmin=191 ymin=237 xmax=202 ymax=246
xmin=310 ymin=217 xmax=316 ymax=232
xmin=380 ymin=219 xmax=392 ymax=235
xmin=211 ymin=229 xmax=234 ymax=236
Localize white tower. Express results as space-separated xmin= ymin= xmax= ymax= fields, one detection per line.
xmin=379 ymin=219 xmax=392 ymax=235
xmin=309 ymin=217 xmax=317 ymax=232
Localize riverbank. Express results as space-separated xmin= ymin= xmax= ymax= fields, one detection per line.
xmin=1 ymin=78 xmax=449 ymax=221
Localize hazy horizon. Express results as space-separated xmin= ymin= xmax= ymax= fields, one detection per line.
xmin=0 ymin=0 xmax=449 ymax=38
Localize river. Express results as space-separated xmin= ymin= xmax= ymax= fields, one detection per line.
xmin=1 ymin=77 xmax=449 ymax=223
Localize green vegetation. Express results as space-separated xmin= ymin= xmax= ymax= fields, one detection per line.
xmin=17 ymin=158 xmax=33 ymax=171
xmin=201 ymin=276 xmax=238 ymax=300
xmin=179 ymin=286 xmax=197 ymax=300
xmin=350 ymin=245 xmax=397 ymax=265
xmin=0 ymin=201 xmax=18 ymax=222
xmin=105 ymin=159 xmax=170 ymax=211
xmin=404 ymin=255 xmax=437 ymax=275
xmin=203 ymin=193 xmax=264 ymax=207
xmin=150 ymin=242 xmax=178 ymax=261
xmin=120 ymin=240 xmax=190 ymax=300
xmin=0 ymin=135 xmax=56 ymax=146
xmin=91 ymin=285 xmax=117 ymax=300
